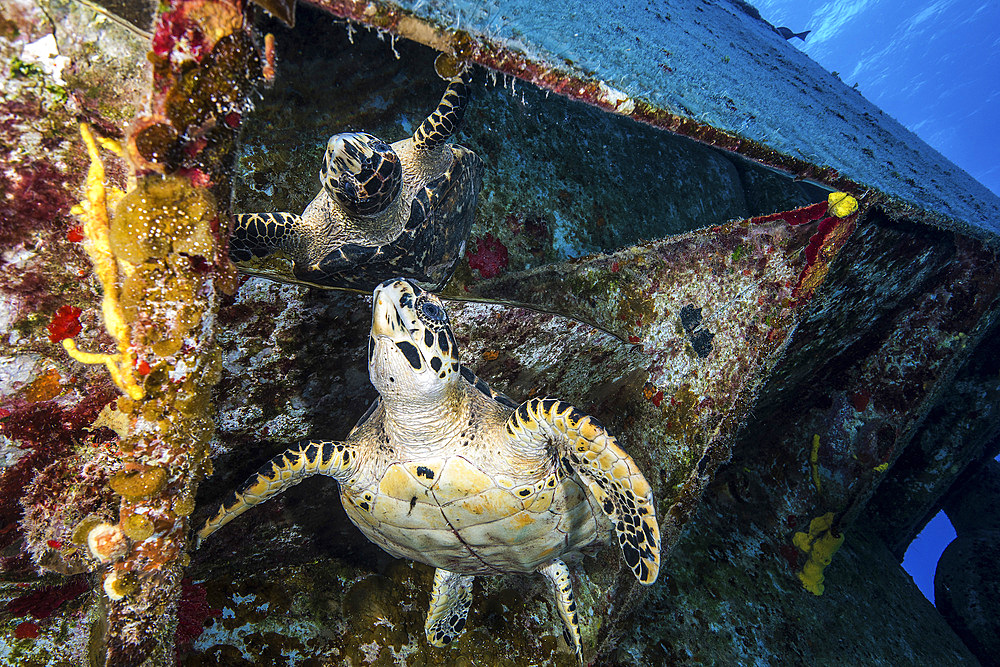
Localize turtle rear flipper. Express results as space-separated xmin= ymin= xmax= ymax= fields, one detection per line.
xmin=231 ymin=212 xmax=300 ymax=261
xmin=196 ymin=439 xmax=356 ymax=547
xmin=425 ymin=568 xmax=475 ymax=647
xmin=540 ymin=559 xmax=584 ymax=665
xmin=412 ymin=68 xmax=473 ymax=152
xmin=504 ymin=398 xmax=661 ymax=585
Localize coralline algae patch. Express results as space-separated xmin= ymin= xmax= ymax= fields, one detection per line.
xmin=466 ymin=233 xmax=509 ymax=279
xmin=0 ymin=377 xmax=119 ymax=577
xmin=20 ymin=442 xmax=120 ymax=575
xmin=0 ymin=65 xmax=103 ymax=356
xmin=0 ymin=576 xmax=100 ymax=664
xmin=0 ymin=89 xmax=83 ymax=252
xmin=0 ymin=2 xmax=131 ymax=311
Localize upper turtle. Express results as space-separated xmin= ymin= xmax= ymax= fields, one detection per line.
xmin=198 ymin=278 xmax=660 ymax=664
xmin=230 ymin=66 xmax=482 ymax=291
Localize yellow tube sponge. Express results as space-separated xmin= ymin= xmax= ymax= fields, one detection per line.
xmin=792 ymin=512 xmax=845 ymax=595
xmin=809 ymin=434 xmax=822 ymax=493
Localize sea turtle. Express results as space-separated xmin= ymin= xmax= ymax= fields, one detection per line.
xmin=197 ymin=278 xmax=660 ymax=663
xmin=230 ymin=65 xmax=482 ymax=291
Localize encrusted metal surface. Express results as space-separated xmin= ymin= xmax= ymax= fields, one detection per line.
xmin=305 ymin=0 xmax=1000 ymax=237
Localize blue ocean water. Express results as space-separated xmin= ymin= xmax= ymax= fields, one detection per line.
xmin=749 ymin=0 xmax=1000 ymax=197
xmin=902 ymin=511 xmax=956 ymax=603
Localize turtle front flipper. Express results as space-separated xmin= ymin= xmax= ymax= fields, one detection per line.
xmin=539 ymin=559 xmax=583 ymax=665
xmin=505 ymin=398 xmax=661 ymax=585
xmin=460 ymin=365 xmax=519 ymax=408
xmin=230 ymin=212 xmax=301 ymax=261
xmin=425 ymin=568 xmax=475 ymax=647
xmin=196 ymin=440 xmax=356 ymax=547
xmin=412 ymin=67 xmax=472 ymax=152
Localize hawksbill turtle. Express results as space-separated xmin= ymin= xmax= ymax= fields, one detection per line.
xmin=197 ymin=278 xmax=660 ymax=663
xmin=230 ymin=65 xmax=482 ymax=291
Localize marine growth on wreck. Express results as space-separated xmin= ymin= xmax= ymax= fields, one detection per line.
xmin=65 ymin=124 xmax=225 ymax=660
xmin=1 ymin=0 xmax=999 ymax=665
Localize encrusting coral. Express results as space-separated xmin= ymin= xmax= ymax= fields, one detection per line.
xmin=59 ymin=123 xmax=226 ymax=662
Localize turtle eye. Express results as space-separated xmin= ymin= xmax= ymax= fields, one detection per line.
xmin=420 ymin=301 xmax=446 ymax=322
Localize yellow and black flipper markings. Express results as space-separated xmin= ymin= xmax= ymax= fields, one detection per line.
xmin=540 ymin=559 xmax=583 ymax=665
xmin=425 ymin=568 xmax=475 ymax=648
xmin=230 ymin=212 xmax=300 ymax=262
xmin=505 ymin=398 xmax=661 ymax=585
xmin=413 ymin=67 xmax=473 ymax=152
xmin=196 ymin=440 xmax=356 ymax=547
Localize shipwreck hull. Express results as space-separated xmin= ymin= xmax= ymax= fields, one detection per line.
xmin=0 ymin=0 xmax=997 ymax=664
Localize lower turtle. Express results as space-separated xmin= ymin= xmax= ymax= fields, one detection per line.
xmin=197 ymin=278 xmax=660 ymax=663
xmin=231 ymin=60 xmax=482 ymax=291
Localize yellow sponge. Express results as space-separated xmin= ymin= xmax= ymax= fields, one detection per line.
xmin=827 ymin=192 xmax=859 ymax=218
xmin=792 ymin=512 xmax=845 ymax=595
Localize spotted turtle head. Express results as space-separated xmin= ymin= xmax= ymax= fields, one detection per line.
xmin=321 ymin=132 xmax=403 ymax=218
xmin=369 ymin=278 xmax=461 ymax=403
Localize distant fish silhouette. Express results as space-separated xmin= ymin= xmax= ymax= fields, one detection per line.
xmin=776 ymin=26 xmax=811 ymax=41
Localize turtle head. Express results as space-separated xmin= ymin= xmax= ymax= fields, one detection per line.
xmin=369 ymin=278 xmax=461 ymax=405
xmin=321 ymin=132 xmax=403 ymax=218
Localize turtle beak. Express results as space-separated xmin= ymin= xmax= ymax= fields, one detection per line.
xmin=371 ymin=278 xmax=410 ymax=339
xmin=371 ymin=287 xmax=395 ymax=339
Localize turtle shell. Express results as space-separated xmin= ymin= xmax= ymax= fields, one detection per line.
xmin=296 ymin=145 xmax=483 ymax=291
xmin=339 ymin=451 xmax=607 ymax=575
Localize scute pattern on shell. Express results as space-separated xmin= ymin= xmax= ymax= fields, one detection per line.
xmin=341 ymin=449 xmax=602 ymax=575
